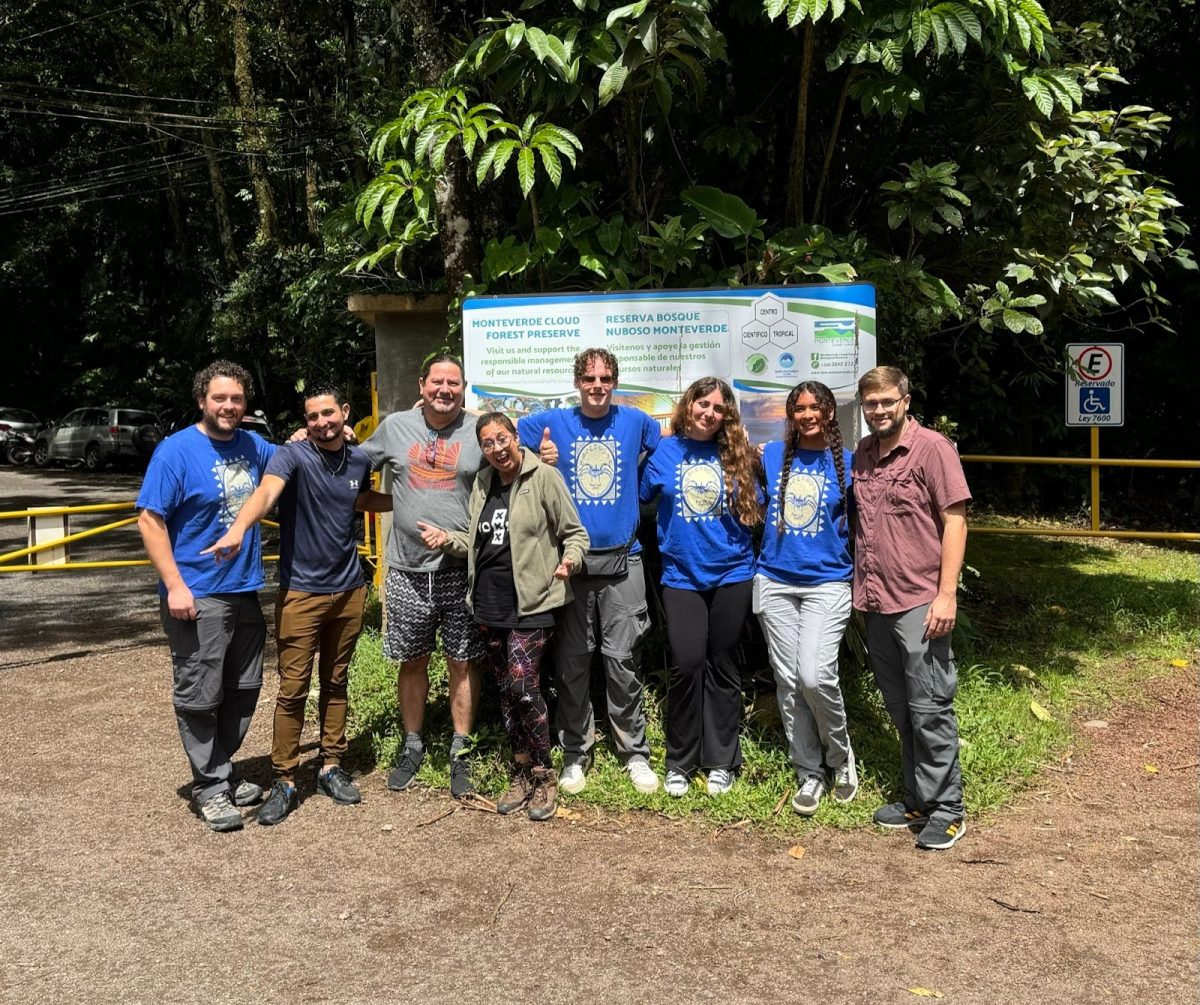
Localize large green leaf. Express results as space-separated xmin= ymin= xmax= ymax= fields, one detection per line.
xmin=680 ymin=186 xmax=759 ymax=240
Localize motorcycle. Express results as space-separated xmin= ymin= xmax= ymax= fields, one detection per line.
xmin=5 ymin=429 xmax=37 ymax=466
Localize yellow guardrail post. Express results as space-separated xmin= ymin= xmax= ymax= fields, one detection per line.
xmin=1090 ymin=428 xmax=1101 ymax=533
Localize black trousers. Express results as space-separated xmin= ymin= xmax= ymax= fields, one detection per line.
xmin=661 ymin=579 xmax=752 ymax=774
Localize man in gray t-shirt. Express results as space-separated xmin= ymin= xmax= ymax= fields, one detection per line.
xmin=358 ymin=354 xmax=487 ymax=799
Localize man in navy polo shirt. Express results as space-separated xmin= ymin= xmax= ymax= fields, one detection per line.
xmin=205 ymin=382 xmax=391 ymax=826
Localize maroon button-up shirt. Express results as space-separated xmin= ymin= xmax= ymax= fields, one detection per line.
xmin=851 ymin=418 xmax=971 ymax=615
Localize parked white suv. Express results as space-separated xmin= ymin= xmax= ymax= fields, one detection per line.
xmin=33 ymin=407 xmax=164 ymax=470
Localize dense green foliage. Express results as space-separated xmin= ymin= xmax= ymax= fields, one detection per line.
xmin=2 ymin=2 xmax=1195 ymax=517
xmin=339 ymin=535 xmax=1198 ymax=830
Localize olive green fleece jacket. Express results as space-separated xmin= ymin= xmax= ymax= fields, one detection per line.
xmin=441 ymin=447 xmax=589 ymax=619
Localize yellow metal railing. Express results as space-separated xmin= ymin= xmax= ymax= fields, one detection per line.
xmin=962 ymin=428 xmax=1200 ymax=542
xmin=0 ymin=503 xmax=383 ymax=572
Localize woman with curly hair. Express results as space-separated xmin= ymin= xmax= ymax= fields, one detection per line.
xmin=755 ymin=380 xmax=857 ymax=816
xmin=640 ymin=377 xmax=763 ymax=797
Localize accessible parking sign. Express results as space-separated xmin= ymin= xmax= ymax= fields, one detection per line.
xmin=1065 ymin=343 xmax=1124 ymax=427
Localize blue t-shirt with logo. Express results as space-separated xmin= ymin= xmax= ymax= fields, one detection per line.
xmin=137 ymin=426 xmax=276 ymax=598
xmin=517 ymin=405 xmax=660 ymax=552
xmin=757 ymin=442 xmax=854 ymax=586
xmin=268 ymin=441 xmax=373 ymax=594
xmin=639 ymin=435 xmax=757 ymax=591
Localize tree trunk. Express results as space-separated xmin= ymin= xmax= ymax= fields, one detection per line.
xmin=784 ymin=20 xmax=815 ymax=227
xmin=812 ymin=67 xmax=855 ymax=225
xmin=202 ymin=128 xmax=240 ymax=269
xmin=400 ymin=0 xmax=479 ymax=300
xmin=228 ymin=0 xmax=278 ymax=244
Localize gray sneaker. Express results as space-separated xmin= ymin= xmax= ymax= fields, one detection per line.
xmin=198 ymin=791 xmax=244 ymax=832
xmin=230 ymin=778 xmax=263 ymax=807
xmin=831 ymin=750 xmax=859 ymax=804
xmin=916 ymin=813 xmax=967 ymax=850
xmin=792 ymin=775 xmax=826 ymax=816
xmin=873 ymin=802 xmax=930 ymax=830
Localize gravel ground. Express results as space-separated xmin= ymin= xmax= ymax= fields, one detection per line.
xmin=1 ymin=466 xmax=1196 ymax=1004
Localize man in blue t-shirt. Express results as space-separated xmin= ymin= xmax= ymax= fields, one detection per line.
xmin=137 ymin=360 xmax=276 ymax=833
xmin=516 ymin=348 xmax=662 ymax=795
xmin=204 ymin=383 xmax=391 ymax=827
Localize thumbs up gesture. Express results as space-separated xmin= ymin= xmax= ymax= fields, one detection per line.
xmin=538 ymin=426 xmax=559 ymax=466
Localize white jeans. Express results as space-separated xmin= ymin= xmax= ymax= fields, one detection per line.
xmin=754 ymin=576 xmax=853 ymax=778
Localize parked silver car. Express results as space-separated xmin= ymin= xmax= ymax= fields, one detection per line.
xmin=33 ymin=407 xmax=164 ymax=470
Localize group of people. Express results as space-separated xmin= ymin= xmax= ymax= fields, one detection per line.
xmin=137 ymin=347 xmax=970 ymax=851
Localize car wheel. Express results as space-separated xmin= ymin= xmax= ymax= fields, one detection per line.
xmin=83 ymin=443 xmax=103 ymax=471
xmin=33 ymin=441 xmax=50 ymax=467
xmin=4 ymin=443 xmax=21 ymax=465
xmin=133 ymin=423 xmax=163 ymax=456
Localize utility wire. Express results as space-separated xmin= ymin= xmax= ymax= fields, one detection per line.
xmin=11 ymin=0 xmax=155 ymax=44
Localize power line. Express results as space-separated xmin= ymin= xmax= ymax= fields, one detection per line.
xmin=11 ymin=0 xmax=155 ymax=44
xmin=0 ymin=90 xmax=286 ymax=129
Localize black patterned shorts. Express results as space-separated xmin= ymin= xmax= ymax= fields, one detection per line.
xmin=383 ymin=567 xmax=487 ymax=662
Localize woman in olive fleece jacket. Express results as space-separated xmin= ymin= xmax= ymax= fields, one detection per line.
xmin=418 ymin=412 xmax=588 ymax=821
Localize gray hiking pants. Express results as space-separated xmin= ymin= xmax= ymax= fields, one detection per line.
xmin=554 ymin=555 xmax=651 ymax=764
xmin=161 ymin=593 xmax=265 ymax=803
xmin=865 ymin=603 xmax=964 ymax=817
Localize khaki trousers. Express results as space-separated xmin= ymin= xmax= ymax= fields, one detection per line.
xmin=272 ymin=586 xmax=366 ymax=781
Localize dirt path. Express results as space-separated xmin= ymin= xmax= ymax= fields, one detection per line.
xmin=0 ymin=619 xmax=1195 ymax=1004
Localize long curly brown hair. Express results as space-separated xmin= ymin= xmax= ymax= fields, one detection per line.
xmin=775 ymin=380 xmax=847 ymax=533
xmin=670 ymin=377 xmax=763 ymax=528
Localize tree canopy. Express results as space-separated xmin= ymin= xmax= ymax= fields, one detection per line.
xmin=2 ymin=1 xmax=1195 ymax=515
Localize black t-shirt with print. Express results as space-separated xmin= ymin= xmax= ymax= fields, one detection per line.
xmin=473 ymin=476 xmax=553 ymax=629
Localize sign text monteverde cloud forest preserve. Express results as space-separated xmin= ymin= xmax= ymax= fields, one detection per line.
xmin=462 ymin=285 xmax=877 ymax=444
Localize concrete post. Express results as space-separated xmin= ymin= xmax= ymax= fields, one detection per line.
xmin=346 ymin=294 xmax=454 ymax=604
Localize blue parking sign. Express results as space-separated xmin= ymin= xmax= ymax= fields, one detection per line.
xmin=1079 ymin=386 xmax=1110 ymax=416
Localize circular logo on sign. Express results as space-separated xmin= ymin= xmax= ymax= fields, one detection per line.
xmin=576 ymin=440 xmax=617 ymax=499
xmin=779 ymin=352 xmax=795 ymax=368
xmin=746 ymin=353 xmax=768 ymax=375
xmin=783 ymin=472 xmax=821 ymax=532
xmin=681 ymin=463 xmax=723 ymax=517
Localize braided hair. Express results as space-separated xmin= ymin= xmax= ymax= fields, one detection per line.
xmin=775 ymin=381 xmax=847 ymax=533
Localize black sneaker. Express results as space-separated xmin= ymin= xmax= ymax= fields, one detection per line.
xmin=387 ymin=745 xmax=425 ymax=791
xmin=257 ymin=781 xmax=298 ymax=826
xmin=317 ymin=766 xmax=362 ymax=805
xmin=916 ymin=814 xmax=967 ymax=850
xmin=873 ymin=801 xmax=930 ymax=830
xmin=449 ymin=754 xmax=475 ymax=800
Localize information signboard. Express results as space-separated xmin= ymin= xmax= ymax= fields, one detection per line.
xmin=1065 ymin=343 xmax=1124 ymax=427
xmin=462 ymin=285 xmax=876 ymax=443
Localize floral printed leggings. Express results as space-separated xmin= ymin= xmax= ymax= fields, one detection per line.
xmin=479 ymin=626 xmax=553 ymax=768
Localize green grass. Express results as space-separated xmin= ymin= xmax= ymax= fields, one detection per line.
xmin=331 ymin=535 xmax=1197 ymax=835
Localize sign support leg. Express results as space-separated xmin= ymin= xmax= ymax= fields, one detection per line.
xmin=1090 ymin=426 xmax=1101 ymax=531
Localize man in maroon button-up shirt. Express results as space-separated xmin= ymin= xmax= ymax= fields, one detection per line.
xmin=852 ymin=366 xmax=970 ymax=850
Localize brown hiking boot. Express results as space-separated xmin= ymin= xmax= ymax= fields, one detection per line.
xmin=496 ymin=764 xmax=534 ymax=815
xmin=528 ymin=766 xmax=558 ymax=821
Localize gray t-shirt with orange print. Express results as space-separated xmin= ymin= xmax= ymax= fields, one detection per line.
xmin=359 ymin=409 xmax=485 ymax=573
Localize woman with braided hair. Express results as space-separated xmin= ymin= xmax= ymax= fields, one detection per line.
xmin=754 ymin=380 xmax=858 ymax=815
xmin=640 ymin=377 xmax=763 ymax=797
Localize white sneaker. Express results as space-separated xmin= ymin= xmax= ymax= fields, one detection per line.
xmin=625 ymin=755 xmax=660 ymax=794
xmin=831 ymin=749 xmax=859 ymax=804
xmin=706 ymin=767 xmax=734 ymax=796
xmin=559 ymin=762 xmax=587 ymax=794
xmin=664 ymin=768 xmax=690 ymax=797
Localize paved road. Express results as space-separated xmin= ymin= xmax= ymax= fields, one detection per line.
xmin=0 ymin=465 xmax=278 ymax=666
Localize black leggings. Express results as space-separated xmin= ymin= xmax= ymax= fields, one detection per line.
xmin=661 ymin=579 xmax=752 ymax=774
